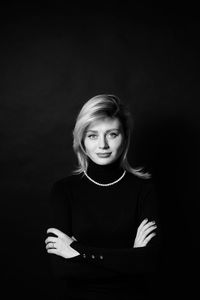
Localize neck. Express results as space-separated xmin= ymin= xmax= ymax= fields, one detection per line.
xmin=86 ymin=157 xmax=124 ymax=184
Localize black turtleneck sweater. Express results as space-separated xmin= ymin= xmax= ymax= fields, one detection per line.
xmin=47 ymin=159 xmax=160 ymax=299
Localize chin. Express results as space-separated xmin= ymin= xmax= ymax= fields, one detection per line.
xmin=94 ymin=157 xmax=116 ymax=165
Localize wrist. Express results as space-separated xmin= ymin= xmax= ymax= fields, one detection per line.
xmin=68 ymin=244 xmax=80 ymax=257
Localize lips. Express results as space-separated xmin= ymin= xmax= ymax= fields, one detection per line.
xmin=96 ymin=153 xmax=111 ymax=158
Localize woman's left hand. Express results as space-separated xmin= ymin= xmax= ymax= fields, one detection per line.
xmin=45 ymin=228 xmax=80 ymax=259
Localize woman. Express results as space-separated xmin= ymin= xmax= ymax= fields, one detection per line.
xmin=45 ymin=95 xmax=160 ymax=299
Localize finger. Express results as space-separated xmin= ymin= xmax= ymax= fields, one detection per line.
xmin=46 ymin=242 xmax=57 ymax=249
xmin=47 ymin=228 xmax=64 ymax=237
xmin=46 ymin=249 xmax=59 ymax=255
xmin=45 ymin=236 xmax=58 ymax=244
xmin=140 ymin=225 xmax=157 ymax=240
xmin=142 ymin=221 xmax=156 ymax=231
xmin=143 ymin=232 xmax=156 ymax=246
xmin=138 ymin=221 xmax=156 ymax=238
xmin=137 ymin=219 xmax=148 ymax=233
xmin=138 ymin=226 xmax=157 ymax=242
xmin=71 ymin=236 xmax=77 ymax=241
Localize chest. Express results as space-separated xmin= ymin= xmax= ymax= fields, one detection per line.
xmin=70 ymin=182 xmax=140 ymax=246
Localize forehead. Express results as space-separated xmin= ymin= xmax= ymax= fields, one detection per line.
xmin=87 ymin=117 xmax=121 ymax=131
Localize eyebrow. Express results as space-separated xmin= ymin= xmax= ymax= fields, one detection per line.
xmin=86 ymin=128 xmax=120 ymax=133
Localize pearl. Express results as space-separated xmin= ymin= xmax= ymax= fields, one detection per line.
xmin=83 ymin=170 xmax=126 ymax=187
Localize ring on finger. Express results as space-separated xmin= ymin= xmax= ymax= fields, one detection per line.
xmin=48 ymin=242 xmax=55 ymax=248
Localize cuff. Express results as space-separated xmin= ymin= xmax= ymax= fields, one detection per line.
xmin=70 ymin=241 xmax=104 ymax=261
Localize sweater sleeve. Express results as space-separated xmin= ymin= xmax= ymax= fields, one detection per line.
xmin=70 ymin=181 xmax=161 ymax=275
xmin=46 ymin=180 xmax=121 ymax=280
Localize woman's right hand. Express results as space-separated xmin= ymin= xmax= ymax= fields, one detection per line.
xmin=133 ymin=219 xmax=157 ymax=248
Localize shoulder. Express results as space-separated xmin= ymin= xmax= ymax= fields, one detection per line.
xmin=125 ymin=171 xmax=156 ymax=196
xmin=124 ymin=174 xmax=158 ymax=216
xmin=52 ymin=173 xmax=83 ymax=192
xmin=126 ymin=171 xmax=154 ymax=186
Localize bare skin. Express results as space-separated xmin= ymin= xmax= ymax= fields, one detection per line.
xmin=45 ymin=228 xmax=79 ymax=258
xmin=133 ymin=219 xmax=157 ymax=248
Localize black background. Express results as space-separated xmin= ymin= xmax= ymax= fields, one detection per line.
xmin=1 ymin=4 xmax=200 ymax=299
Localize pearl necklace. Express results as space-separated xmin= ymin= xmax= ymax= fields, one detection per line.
xmin=83 ymin=170 xmax=126 ymax=187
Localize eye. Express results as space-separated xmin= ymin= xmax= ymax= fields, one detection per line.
xmin=87 ymin=134 xmax=98 ymax=140
xmin=107 ymin=132 xmax=118 ymax=139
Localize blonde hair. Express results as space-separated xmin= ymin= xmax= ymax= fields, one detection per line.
xmin=72 ymin=94 xmax=150 ymax=179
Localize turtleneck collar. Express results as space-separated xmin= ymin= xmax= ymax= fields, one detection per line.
xmin=86 ymin=157 xmax=124 ymax=184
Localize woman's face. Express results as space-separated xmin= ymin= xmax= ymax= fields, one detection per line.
xmin=83 ymin=117 xmax=125 ymax=165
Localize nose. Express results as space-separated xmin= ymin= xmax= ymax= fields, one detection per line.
xmin=98 ymin=135 xmax=109 ymax=149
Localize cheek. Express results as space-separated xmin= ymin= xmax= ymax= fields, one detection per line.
xmin=112 ymin=138 xmax=124 ymax=152
xmin=84 ymin=140 xmax=96 ymax=154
